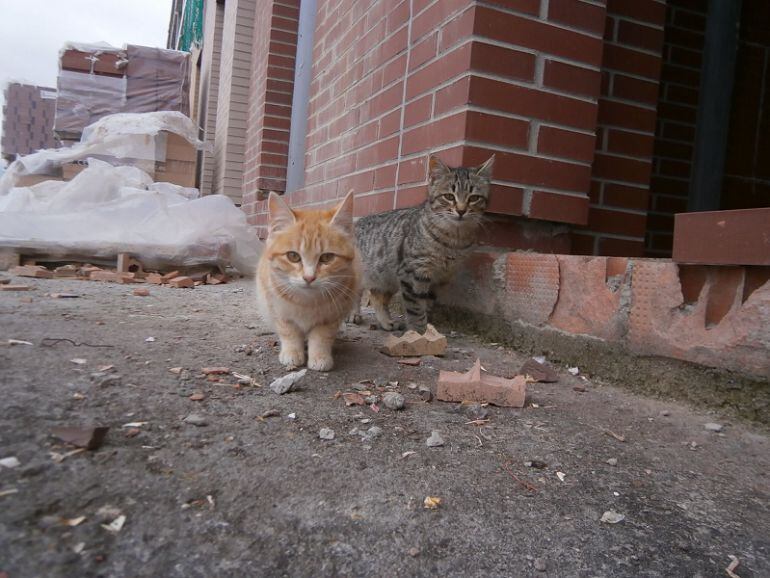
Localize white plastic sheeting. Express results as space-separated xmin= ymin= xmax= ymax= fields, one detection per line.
xmin=0 ymin=112 xmax=261 ymax=273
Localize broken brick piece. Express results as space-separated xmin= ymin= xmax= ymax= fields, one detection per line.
xmin=54 ymin=264 xmax=79 ymax=277
xmin=518 ymin=358 xmax=558 ymax=383
xmin=146 ymin=273 xmax=163 ymax=284
xmin=10 ymin=265 xmax=53 ymax=279
xmin=90 ymin=270 xmax=119 ymax=282
xmin=437 ymin=358 xmax=526 ymax=408
xmin=1 ymin=284 xmax=32 ymax=291
xmin=381 ymin=324 xmax=447 ymax=357
xmin=132 ymin=288 xmax=150 ymax=297
xmin=206 ymin=272 xmax=229 ymax=285
xmin=168 ymin=276 xmax=194 ymax=288
xmin=202 ymin=367 xmax=230 ymax=375
xmin=161 ymin=270 xmax=181 ymax=282
xmin=51 ymin=426 xmax=110 ymax=450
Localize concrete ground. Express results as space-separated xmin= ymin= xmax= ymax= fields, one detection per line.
xmin=1 ymin=276 xmax=769 ymax=578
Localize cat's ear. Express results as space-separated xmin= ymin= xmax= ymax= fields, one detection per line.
xmin=268 ymin=191 xmax=295 ymax=234
xmin=475 ymin=155 xmax=495 ymax=179
xmin=428 ymin=155 xmax=451 ymax=181
xmin=331 ymin=189 xmax=354 ymax=233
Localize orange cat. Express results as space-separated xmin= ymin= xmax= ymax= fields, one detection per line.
xmin=257 ymin=191 xmax=361 ymax=371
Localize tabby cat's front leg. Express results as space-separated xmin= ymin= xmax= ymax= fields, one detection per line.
xmin=399 ymin=275 xmax=433 ymax=333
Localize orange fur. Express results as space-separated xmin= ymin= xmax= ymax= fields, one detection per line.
xmin=256 ymin=191 xmax=361 ymax=371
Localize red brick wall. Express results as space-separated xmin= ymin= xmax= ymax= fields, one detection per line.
xmin=645 ymin=0 xmax=707 ymax=257
xmin=242 ymin=0 xmax=300 ymax=227
xmin=247 ymin=0 xmax=610 ymax=242
xmin=572 ymin=0 xmax=668 ymax=257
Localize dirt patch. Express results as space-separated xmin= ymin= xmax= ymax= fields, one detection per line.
xmin=1 ymin=279 xmax=769 ymax=577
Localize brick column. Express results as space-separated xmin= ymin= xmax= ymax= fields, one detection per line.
xmin=198 ymin=0 xmax=225 ymax=196
xmin=574 ymin=0 xmax=668 ymax=256
xmin=213 ymin=0 xmax=257 ymax=203
xmin=241 ymin=0 xmax=300 ymax=230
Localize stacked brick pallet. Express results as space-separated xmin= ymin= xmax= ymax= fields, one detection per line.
xmin=1 ymin=83 xmax=58 ymax=163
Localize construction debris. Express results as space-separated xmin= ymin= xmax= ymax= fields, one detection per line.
xmin=600 ymin=510 xmax=625 ymax=524
xmin=51 ymin=426 xmax=109 ymax=450
xmin=381 ymin=324 xmax=447 ymax=357
xmin=423 ymin=496 xmax=442 ymax=509
xmin=132 ymin=287 xmax=150 ymax=297
xmin=436 ymin=359 xmax=527 ymax=408
xmin=9 ymin=265 xmax=53 ymax=278
xmin=1 ymin=285 xmax=32 ymax=291
xmin=269 ymin=369 xmax=307 ymax=395
xmin=168 ymin=276 xmax=194 ymax=288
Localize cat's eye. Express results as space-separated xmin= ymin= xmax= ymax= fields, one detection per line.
xmin=442 ymin=193 xmax=455 ymax=201
xmin=469 ymin=195 xmax=482 ymax=203
xmin=286 ymin=251 xmax=301 ymax=263
xmin=319 ymin=252 xmax=335 ymax=264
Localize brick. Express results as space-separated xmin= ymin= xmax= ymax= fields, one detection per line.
xmin=354 ymin=191 xmax=395 ymax=217
xmin=465 ymin=111 xmax=529 ymax=150
xmin=598 ymin=237 xmax=645 ymax=257
xmin=606 ymin=0 xmax=666 ymax=25
xmin=438 ymin=6 xmax=475 ymax=51
xmin=603 ymin=183 xmax=650 ymax=210
xmin=146 ymin=273 xmax=164 ymax=284
xmin=474 ymin=6 xmax=604 ymax=66
xmin=617 ymin=20 xmax=665 ymax=52
xmin=406 ymin=43 xmax=471 ymax=100
xmin=470 ymin=42 xmax=536 ymax=82
xmin=404 ymin=95 xmax=433 ymax=128
xmin=597 ymin=99 xmax=657 ymax=132
xmin=381 ymin=324 xmax=447 ymax=356
xmin=434 ymin=76 xmax=471 ymax=115
xmin=593 ymin=152 xmax=653 ymax=184
xmin=0 ymin=285 xmax=32 ymax=291
xmin=607 ymin=130 xmax=655 ymax=158
xmin=402 ymin=113 xmax=467 ymax=155
xmin=529 ymin=191 xmax=590 ymax=225
xmin=408 ymin=32 xmax=437 ymax=72
xmin=487 ymin=184 xmax=524 ymax=216
xmin=168 ymin=276 xmax=195 ymax=288
xmin=548 ymin=0 xmax=606 ymax=35
xmin=537 ymin=126 xmax=596 ymax=163
xmin=602 ymin=44 xmax=662 ymax=80
xmin=543 ymin=59 xmax=602 ymax=98
xmin=437 ymin=358 xmax=526 ymax=408
xmin=469 ymin=77 xmax=599 ymax=131
xmin=587 ymin=207 xmax=647 ymax=237
xmin=10 ymin=265 xmax=53 ymax=279
xmin=612 ymin=74 xmax=660 ymax=106
xmin=89 ymin=271 xmax=120 ymax=282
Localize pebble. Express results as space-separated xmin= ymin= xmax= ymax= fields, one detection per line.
xmin=607 ymin=458 xmax=618 ymax=466
xmin=363 ymin=426 xmax=383 ymax=441
xmin=418 ymin=385 xmax=433 ymax=402
xmin=704 ymin=422 xmax=723 ymax=432
xmin=92 ymin=373 xmax=122 ymax=388
xmin=463 ymin=403 xmax=488 ymax=420
xmin=534 ymin=558 xmax=546 ymax=572
xmin=408 ymin=547 xmax=421 ymax=557
xmin=383 ymin=392 xmax=405 ymax=411
xmin=525 ymin=460 xmax=547 ymax=469
xmin=269 ymin=369 xmax=307 ymax=394
xmin=183 ymin=414 xmax=208 ymax=427
xmin=600 ymin=510 xmax=625 ymax=524
xmin=319 ymin=428 xmax=335 ymax=440
xmin=426 ymin=430 xmax=445 ymax=447
xmin=0 ymin=457 xmax=20 ymax=468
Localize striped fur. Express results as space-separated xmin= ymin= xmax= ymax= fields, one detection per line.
xmin=355 ymin=155 xmax=494 ymax=332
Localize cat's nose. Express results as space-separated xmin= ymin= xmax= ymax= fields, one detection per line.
xmin=456 ymin=206 xmax=467 ymax=216
xmin=303 ymin=274 xmax=316 ymax=285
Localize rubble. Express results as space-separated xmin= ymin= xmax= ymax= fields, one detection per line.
xmin=0 ymin=285 xmax=32 ymax=291
xmin=168 ymin=276 xmax=194 ymax=288
xmin=183 ymin=414 xmax=208 ymax=427
xmin=600 ymin=510 xmax=625 ymax=524
xmin=426 ymin=431 xmax=445 ymax=447
xmin=319 ymin=428 xmax=335 ymax=440
xmin=381 ymin=324 xmax=447 ymax=357
xmin=9 ymin=265 xmax=53 ymax=278
xmin=51 ymin=426 xmax=109 ymax=450
xmin=437 ymin=359 xmax=527 ymax=408
xmin=269 ymin=369 xmax=307 ymax=395
xmin=704 ymin=422 xmax=724 ymax=432
xmin=133 ymin=288 xmax=150 ymax=297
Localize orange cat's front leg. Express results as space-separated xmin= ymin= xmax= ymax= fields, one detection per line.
xmin=275 ymin=318 xmax=305 ymax=369
xmin=307 ymin=322 xmax=338 ymax=371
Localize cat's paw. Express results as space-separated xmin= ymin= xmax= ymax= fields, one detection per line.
xmin=279 ymin=348 xmax=305 ymax=368
xmin=307 ymin=354 xmax=334 ymax=372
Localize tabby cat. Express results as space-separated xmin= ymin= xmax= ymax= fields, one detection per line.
xmin=355 ymin=154 xmax=494 ymax=332
xmin=257 ymin=191 xmax=361 ymax=371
